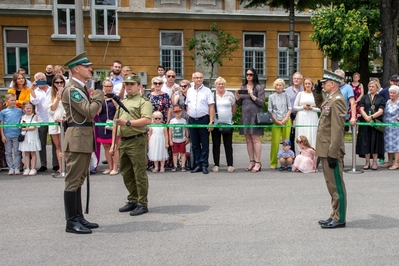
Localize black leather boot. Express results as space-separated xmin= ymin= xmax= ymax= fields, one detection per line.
xmin=76 ymin=187 xmax=99 ymax=229
xmin=64 ymin=191 xmax=92 ymax=234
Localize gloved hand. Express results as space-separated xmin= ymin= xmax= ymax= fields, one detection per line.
xmin=327 ymin=156 xmax=337 ymax=169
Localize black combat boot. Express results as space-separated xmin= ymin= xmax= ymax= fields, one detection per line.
xmin=76 ymin=187 xmax=99 ymax=229
xmin=64 ymin=191 xmax=92 ymax=234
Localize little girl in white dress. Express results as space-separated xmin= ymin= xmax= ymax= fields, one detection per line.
xmin=148 ymin=111 xmax=169 ymax=172
xmin=19 ymin=102 xmax=41 ymax=176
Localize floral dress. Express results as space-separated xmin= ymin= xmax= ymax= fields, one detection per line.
xmin=147 ymin=92 xmax=172 ymax=123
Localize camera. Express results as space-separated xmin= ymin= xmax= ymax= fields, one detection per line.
xmin=314 ymin=80 xmax=323 ymax=94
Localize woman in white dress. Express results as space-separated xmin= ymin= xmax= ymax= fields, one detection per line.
xmin=293 ymin=77 xmax=320 ymax=151
xmin=48 ymin=75 xmax=66 ymax=177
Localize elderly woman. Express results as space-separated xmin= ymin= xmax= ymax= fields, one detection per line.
xmin=97 ymin=79 xmax=120 ymax=175
xmin=171 ymin=79 xmax=190 ymax=120
xmin=235 ymin=68 xmax=265 ymax=173
xmin=382 ymin=85 xmax=399 ymax=170
xmin=7 ymin=72 xmax=31 ymax=108
xmin=356 ymin=79 xmax=386 ymax=170
xmin=211 ymin=77 xmax=236 ymax=173
xmin=268 ymin=78 xmax=292 ymax=170
xmin=293 ymin=77 xmax=320 ymax=150
xmin=147 ymin=77 xmax=172 ymax=123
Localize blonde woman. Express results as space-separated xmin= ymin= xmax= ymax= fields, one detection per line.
xmin=268 ymin=78 xmax=292 ymax=170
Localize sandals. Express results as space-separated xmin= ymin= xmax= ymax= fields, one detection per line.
xmin=382 ymin=163 xmax=393 ymax=168
xmin=389 ymin=164 xmax=399 ymax=170
xmin=363 ymin=161 xmax=370 ymax=170
xmin=159 ymin=168 xmax=165 ymax=173
xmin=371 ymin=162 xmax=378 ymax=170
xmin=151 ymin=168 xmax=159 ymax=173
xmin=251 ymin=162 xmax=262 ymax=173
xmin=171 ymin=167 xmax=177 ymax=172
xmin=245 ymin=160 xmax=255 ymax=171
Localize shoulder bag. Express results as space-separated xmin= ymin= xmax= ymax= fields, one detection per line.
xmin=18 ymin=115 xmax=35 ymax=142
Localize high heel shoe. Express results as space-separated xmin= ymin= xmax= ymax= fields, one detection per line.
xmin=251 ymin=162 xmax=262 ymax=173
xmin=363 ymin=161 xmax=370 ymax=170
xmin=245 ymin=160 xmax=255 ymax=171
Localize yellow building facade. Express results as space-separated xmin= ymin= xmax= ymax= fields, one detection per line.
xmin=0 ymin=0 xmax=325 ymax=88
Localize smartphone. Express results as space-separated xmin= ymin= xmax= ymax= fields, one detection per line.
xmin=36 ymin=80 xmax=47 ymax=85
xmin=238 ymin=90 xmax=248 ymax=94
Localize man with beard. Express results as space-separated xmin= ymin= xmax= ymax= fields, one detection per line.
xmin=110 ymin=60 xmax=123 ymax=86
xmin=45 ymin=65 xmax=55 ymax=86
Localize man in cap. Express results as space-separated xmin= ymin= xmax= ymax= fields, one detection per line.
xmin=61 ymin=51 xmax=104 ymax=234
xmin=316 ymin=69 xmax=347 ymax=229
xmin=110 ymin=74 xmax=153 ymax=216
xmin=379 ymin=74 xmax=399 ymax=101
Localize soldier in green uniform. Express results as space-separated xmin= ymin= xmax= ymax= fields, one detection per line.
xmin=110 ymin=75 xmax=152 ymax=216
xmin=61 ymin=52 xmax=104 ymax=234
xmin=316 ymin=70 xmax=347 ymax=229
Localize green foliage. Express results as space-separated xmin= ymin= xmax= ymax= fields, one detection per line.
xmin=186 ymin=23 xmax=239 ymax=86
xmin=310 ymin=4 xmax=370 ymax=61
xmin=240 ymin=0 xmax=321 ymax=11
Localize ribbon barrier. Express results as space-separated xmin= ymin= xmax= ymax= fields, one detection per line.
xmin=1 ymin=121 xmax=394 ymax=176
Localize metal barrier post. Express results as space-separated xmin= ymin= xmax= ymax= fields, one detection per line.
xmin=59 ymin=121 xmax=66 ymax=177
xmin=345 ymin=124 xmax=363 ymax=174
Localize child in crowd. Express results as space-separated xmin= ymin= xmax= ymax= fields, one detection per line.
xmin=292 ymin=135 xmax=318 ymax=173
xmin=0 ymin=93 xmax=23 ymax=175
xmin=148 ymin=111 xmax=169 ymax=173
xmin=277 ymin=139 xmax=295 ymax=171
xmin=169 ymin=106 xmax=189 ymax=172
xmin=19 ymin=101 xmax=41 ymax=176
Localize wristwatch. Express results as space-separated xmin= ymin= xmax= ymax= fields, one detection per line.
xmin=126 ymin=120 xmax=131 ymax=126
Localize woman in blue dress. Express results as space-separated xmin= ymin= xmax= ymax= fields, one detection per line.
xmin=383 ymin=85 xmax=399 ymax=170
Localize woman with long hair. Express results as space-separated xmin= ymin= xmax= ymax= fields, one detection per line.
xmin=48 ymin=74 xmax=66 ymax=177
xmin=235 ymin=68 xmax=265 ymax=173
xmin=7 ymin=72 xmax=31 ymax=108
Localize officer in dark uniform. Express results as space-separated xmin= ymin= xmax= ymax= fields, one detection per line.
xmin=316 ymin=69 xmax=347 ymax=229
xmin=61 ymin=52 xmax=104 ymax=234
xmin=110 ymin=75 xmax=152 ymax=216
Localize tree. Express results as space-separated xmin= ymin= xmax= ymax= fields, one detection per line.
xmin=310 ymin=4 xmax=370 ymax=71
xmin=241 ymin=0 xmax=324 ymax=85
xmin=186 ymin=23 xmax=239 ymax=87
xmin=380 ymin=0 xmax=399 ymax=87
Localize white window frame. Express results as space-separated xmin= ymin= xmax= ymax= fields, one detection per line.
xmin=159 ymin=31 xmax=184 ymax=79
xmin=278 ymin=33 xmax=300 ymax=80
xmin=3 ymin=27 xmax=29 ymax=77
xmin=89 ymin=0 xmax=119 ymax=41
xmin=52 ymin=0 xmax=76 ymax=40
xmin=242 ymin=32 xmax=266 ymax=79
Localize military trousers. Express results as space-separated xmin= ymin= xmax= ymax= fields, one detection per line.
xmin=118 ymin=135 xmax=149 ymax=206
xmin=64 ymin=151 xmax=91 ymax=191
xmin=320 ymin=155 xmax=347 ymax=223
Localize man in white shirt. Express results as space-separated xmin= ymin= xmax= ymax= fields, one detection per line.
xmin=113 ymin=66 xmax=133 ymax=97
xmin=185 ymin=72 xmax=215 ymax=174
xmin=30 ymin=72 xmax=58 ymax=172
xmin=162 ymin=69 xmax=179 ymax=98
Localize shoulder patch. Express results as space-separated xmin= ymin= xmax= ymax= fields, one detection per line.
xmin=71 ymin=91 xmax=82 ymax=102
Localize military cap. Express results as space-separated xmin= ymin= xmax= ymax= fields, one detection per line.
xmin=64 ymin=51 xmax=93 ymax=69
xmin=123 ymin=74 xmax=141 ymax=84
xmin=319 ymin=69 xmax=342 ymax=84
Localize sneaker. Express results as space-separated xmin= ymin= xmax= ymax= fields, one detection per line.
xmin=52 ymin=171 xmax=61 ymax=178
xmin=212 ymin=166 xmax=219 ymax=173
xmin=227 ymin=166 xmax=234 ymax=173
xmin=279 ymin=166 xmax=285 ymax=171
xmin=23 ymin=169 xmax=30 ymax=176
xmin=287 ymin=166 xmax=292 ymax=172
xmin=28 ymin=169 xmax=37 ymax=176
xmin=119 ymin=201 xmax=137 ymax=212
xmin=14 ymin=169 xmax=20 ymax=175
xmin=8 ymin=169 xmax=14 ymax=175
xmin=129 ymin=203 xmax=148 ymax=216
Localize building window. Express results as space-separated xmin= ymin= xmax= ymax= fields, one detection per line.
xmin=92 ymin=0 xmax=118 ymax=36
xmin=53 ymin=0 xmax=76 ymax=38
xmin=3 ymin=28 xmax=29 ymax=75
xmin=243 ymin=33 xmax=265 ymax=79
xmin=160 ymin=31 xmax=183 ymax=78
xmin=278 ymin=33 xmax=299 ymax=79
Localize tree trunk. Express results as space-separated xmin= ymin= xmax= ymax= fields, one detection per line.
xmin=331 ymin=60 xmax=339 ymax=71
xmin=380 ymin=0 xmax=399 ymax=88
xmin=359 ymin=38 xmax=370 ymax=94
xmin=288 ymin=0 xmax=295 ymax=86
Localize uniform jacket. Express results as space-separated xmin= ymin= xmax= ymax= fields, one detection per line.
xmin=316 ymin=90 xmax=346 ymax=158
xmin=61 ymin=78 xmax=104 ymax=153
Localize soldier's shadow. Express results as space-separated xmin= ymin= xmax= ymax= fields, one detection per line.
xmin=349 ymin=214 xmax=399 ymax=229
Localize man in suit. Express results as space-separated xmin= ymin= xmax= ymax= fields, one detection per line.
xmin=316 ymin=69 xmax=347 ymax=229
xmin=61 ymin=51 xmax=104 ymax=234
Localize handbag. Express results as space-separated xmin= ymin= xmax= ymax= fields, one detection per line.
xmin=18 ymin=114 xmax=34 ymax=142
xmin=256 ymin=112 xmax=273 ymax=125
xmin=373 ymin=119 xmax=385 ymax=133
xmin=214 ymin=92 xmax=233 ymax=134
